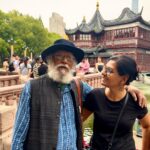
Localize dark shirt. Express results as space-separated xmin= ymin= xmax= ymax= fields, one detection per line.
xmin=84 ymin=88 xmax=148 ymax=150
xmin=38 ymin=64 xmax=48 ymax=76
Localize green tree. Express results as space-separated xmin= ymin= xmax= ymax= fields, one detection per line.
xmin=0 ymin=9 xmax=62 ymax=64
xmin=48 ymin=32 xmax=62 ymax=45
xmin=0 ymin=38 xmax=9 ymax=66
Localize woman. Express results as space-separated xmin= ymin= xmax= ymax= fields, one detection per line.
xmin=83 ymin=55 xmax=150 ymax=150
xmin=95 ymin=57 xmax=104 ymax=72
xmin=76 ymin=58 xmax=90 ymax=75
xmin=19 ymin=57 xmax=32 ymax=83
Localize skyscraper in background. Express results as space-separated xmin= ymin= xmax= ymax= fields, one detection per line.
xmin=132 ymin=0 xmax=139 ymax=13
xmin=49 ymin=12 xmax=66 ymax=37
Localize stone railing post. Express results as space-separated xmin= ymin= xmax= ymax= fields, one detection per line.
xmin=0 ymin=84 xmax=24 ymax=105
xmin=0 ymin=75 xmax=20 ymax=88
xmin=78 ymin=73 xmax=102 ymax=88
xmin=0 ymin=105 xmax=16 ymax=150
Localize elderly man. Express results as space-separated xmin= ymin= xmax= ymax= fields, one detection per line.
xmin=11 ymin=39 xmax=146 ymax=150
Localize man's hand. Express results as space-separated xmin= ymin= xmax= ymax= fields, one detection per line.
xmin=126 ymin=85 xmax=147 ymax=107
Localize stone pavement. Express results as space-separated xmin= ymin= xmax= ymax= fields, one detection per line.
xmin=0 ymin=131 xmax=143 ymax=150
xmin=134 ymin=132 xmax=142 ymax=150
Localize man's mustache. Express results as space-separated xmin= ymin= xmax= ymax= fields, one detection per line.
xmin=55 ymin=64 xmax=70 ymax=70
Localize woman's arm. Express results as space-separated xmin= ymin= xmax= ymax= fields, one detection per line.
xmin=82 ymin=108 xmax=92 ymax=122
xmin=139 ymin=113 xmax=150 ymax=150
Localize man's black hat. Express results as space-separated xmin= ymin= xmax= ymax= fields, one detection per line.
xmin=41 ymin=39 xmax=84 ymax=63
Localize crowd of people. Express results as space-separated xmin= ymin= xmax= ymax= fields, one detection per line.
xmin=2 ymin=54 xmax=48 ymax=83
xmin=11 ymin=39 xmax=150 ymax=150
xmin=2 ymin=51 xmax=105 ymax=84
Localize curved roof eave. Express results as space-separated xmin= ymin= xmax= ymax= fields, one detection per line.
xmin=78 ymin=23 xmax=91 ymax=32
xmin=104 ymin=17 xmax=139 ymax=26
xmin=65 ymin=7 xmax=150 ymax=35
xmin=65 ymin=25 xmax=104 ymax=34
xmin=140 ymin=17 xmax=150 ymax=27
xmin=104 ymin=16 xmax=150 ymax=27
xmin=65 ymin=28 xmax=79 ymax=34
xmin=102 ymin=7 xmax=141 ymax=26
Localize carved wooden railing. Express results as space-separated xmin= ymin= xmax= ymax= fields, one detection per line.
xmin=0 ymin=73 xmax=101 ymax=106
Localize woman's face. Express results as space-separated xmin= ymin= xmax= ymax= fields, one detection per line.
xmin=101 ymin=60 xmax=127 ymax=88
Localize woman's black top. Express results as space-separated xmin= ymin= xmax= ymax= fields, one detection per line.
xmin=84 ymin=88 xmax=148 ymax=150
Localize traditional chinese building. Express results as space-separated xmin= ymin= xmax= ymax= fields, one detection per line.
xmin=65 ymin=2 xmax=150 ymax=72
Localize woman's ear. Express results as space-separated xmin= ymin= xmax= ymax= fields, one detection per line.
xmin=122 ymin=75 xmax=129 ymax=85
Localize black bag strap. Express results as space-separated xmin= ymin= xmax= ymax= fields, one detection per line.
xmin=107 ymin=93 xmax=129 ymax=150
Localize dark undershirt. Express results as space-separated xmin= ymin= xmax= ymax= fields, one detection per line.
xmin=84 ymin=88 xmax=148 ymax=150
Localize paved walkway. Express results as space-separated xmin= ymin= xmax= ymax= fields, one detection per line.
xmin=134 ymin=132 xmax=142 ymax=150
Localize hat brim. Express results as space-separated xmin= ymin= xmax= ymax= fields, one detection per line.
xmin=41 ymin=44 xmax=84 ymax=63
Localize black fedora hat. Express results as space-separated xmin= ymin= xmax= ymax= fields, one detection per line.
xmin=41 ymin=39 xmax=84 ymax=63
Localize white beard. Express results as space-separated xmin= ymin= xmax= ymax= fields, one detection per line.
xmin=48 ymin=63 xmax=74 ymax=84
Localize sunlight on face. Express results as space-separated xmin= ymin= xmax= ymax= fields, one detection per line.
xmin=101 ymin=60 xmax=125 ymax=88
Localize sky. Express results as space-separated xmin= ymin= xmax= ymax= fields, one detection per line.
xmin=0 ymin=0 xmax=150 ymax=29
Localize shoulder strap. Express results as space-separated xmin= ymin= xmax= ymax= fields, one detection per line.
xmin=107 ymin=93 xmax=129 ymax=150
xmin=73 ymin=78 xmax=83 ymax=113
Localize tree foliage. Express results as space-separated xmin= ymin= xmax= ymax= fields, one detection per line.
xmin=0 ymin=38 xmax=9 ymax=65
xmin=0 ymin=10 xmax=61 ymax=64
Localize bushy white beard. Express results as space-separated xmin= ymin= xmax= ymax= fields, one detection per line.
xmin=48 ymin=63 xmax=74 ymax=84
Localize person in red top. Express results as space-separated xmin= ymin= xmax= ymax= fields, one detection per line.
xmin=76 ymin=58 xmax=90 ymax=75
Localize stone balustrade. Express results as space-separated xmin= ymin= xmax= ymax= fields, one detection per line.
xmin=0 ymin=84 xmax=24 ymax=106
xmin=0 ymin=73 xmax=101 ymax=106
xmin=0 ymin=70 xmax=18 ymax=76
xmin=81 ymin=73 xmax=101 ymax=88
xmin=0 ymin=105 xmax=16 ymax=150
xmin=0 ymin=75 xmax=20 ymax=87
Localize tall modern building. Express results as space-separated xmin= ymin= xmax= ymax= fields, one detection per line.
xmin=132 ymin=0 xmax=139 ymax=14
xmin=49 ymin=12 xmax=66 ymax=37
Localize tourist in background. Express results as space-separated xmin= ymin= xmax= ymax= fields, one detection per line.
xmin=95 ymin=56 xmax=104 ymax=72
xmin=32 ymin=56 xmax=41 ymax=78
xmin=83 ymin=55 xmax=150 ymax=150
xmin=19 ymin=56 xmax=32 ymax=83
xmin=2 ymin=58 xmax=9 ymax=71
xmin=38 ymin=60 xmax=48 ymax=76
xmin=76 ymin=57 xmax=90 ymax=75
xmin=12 ymin=54 xmax=20 ymax=72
